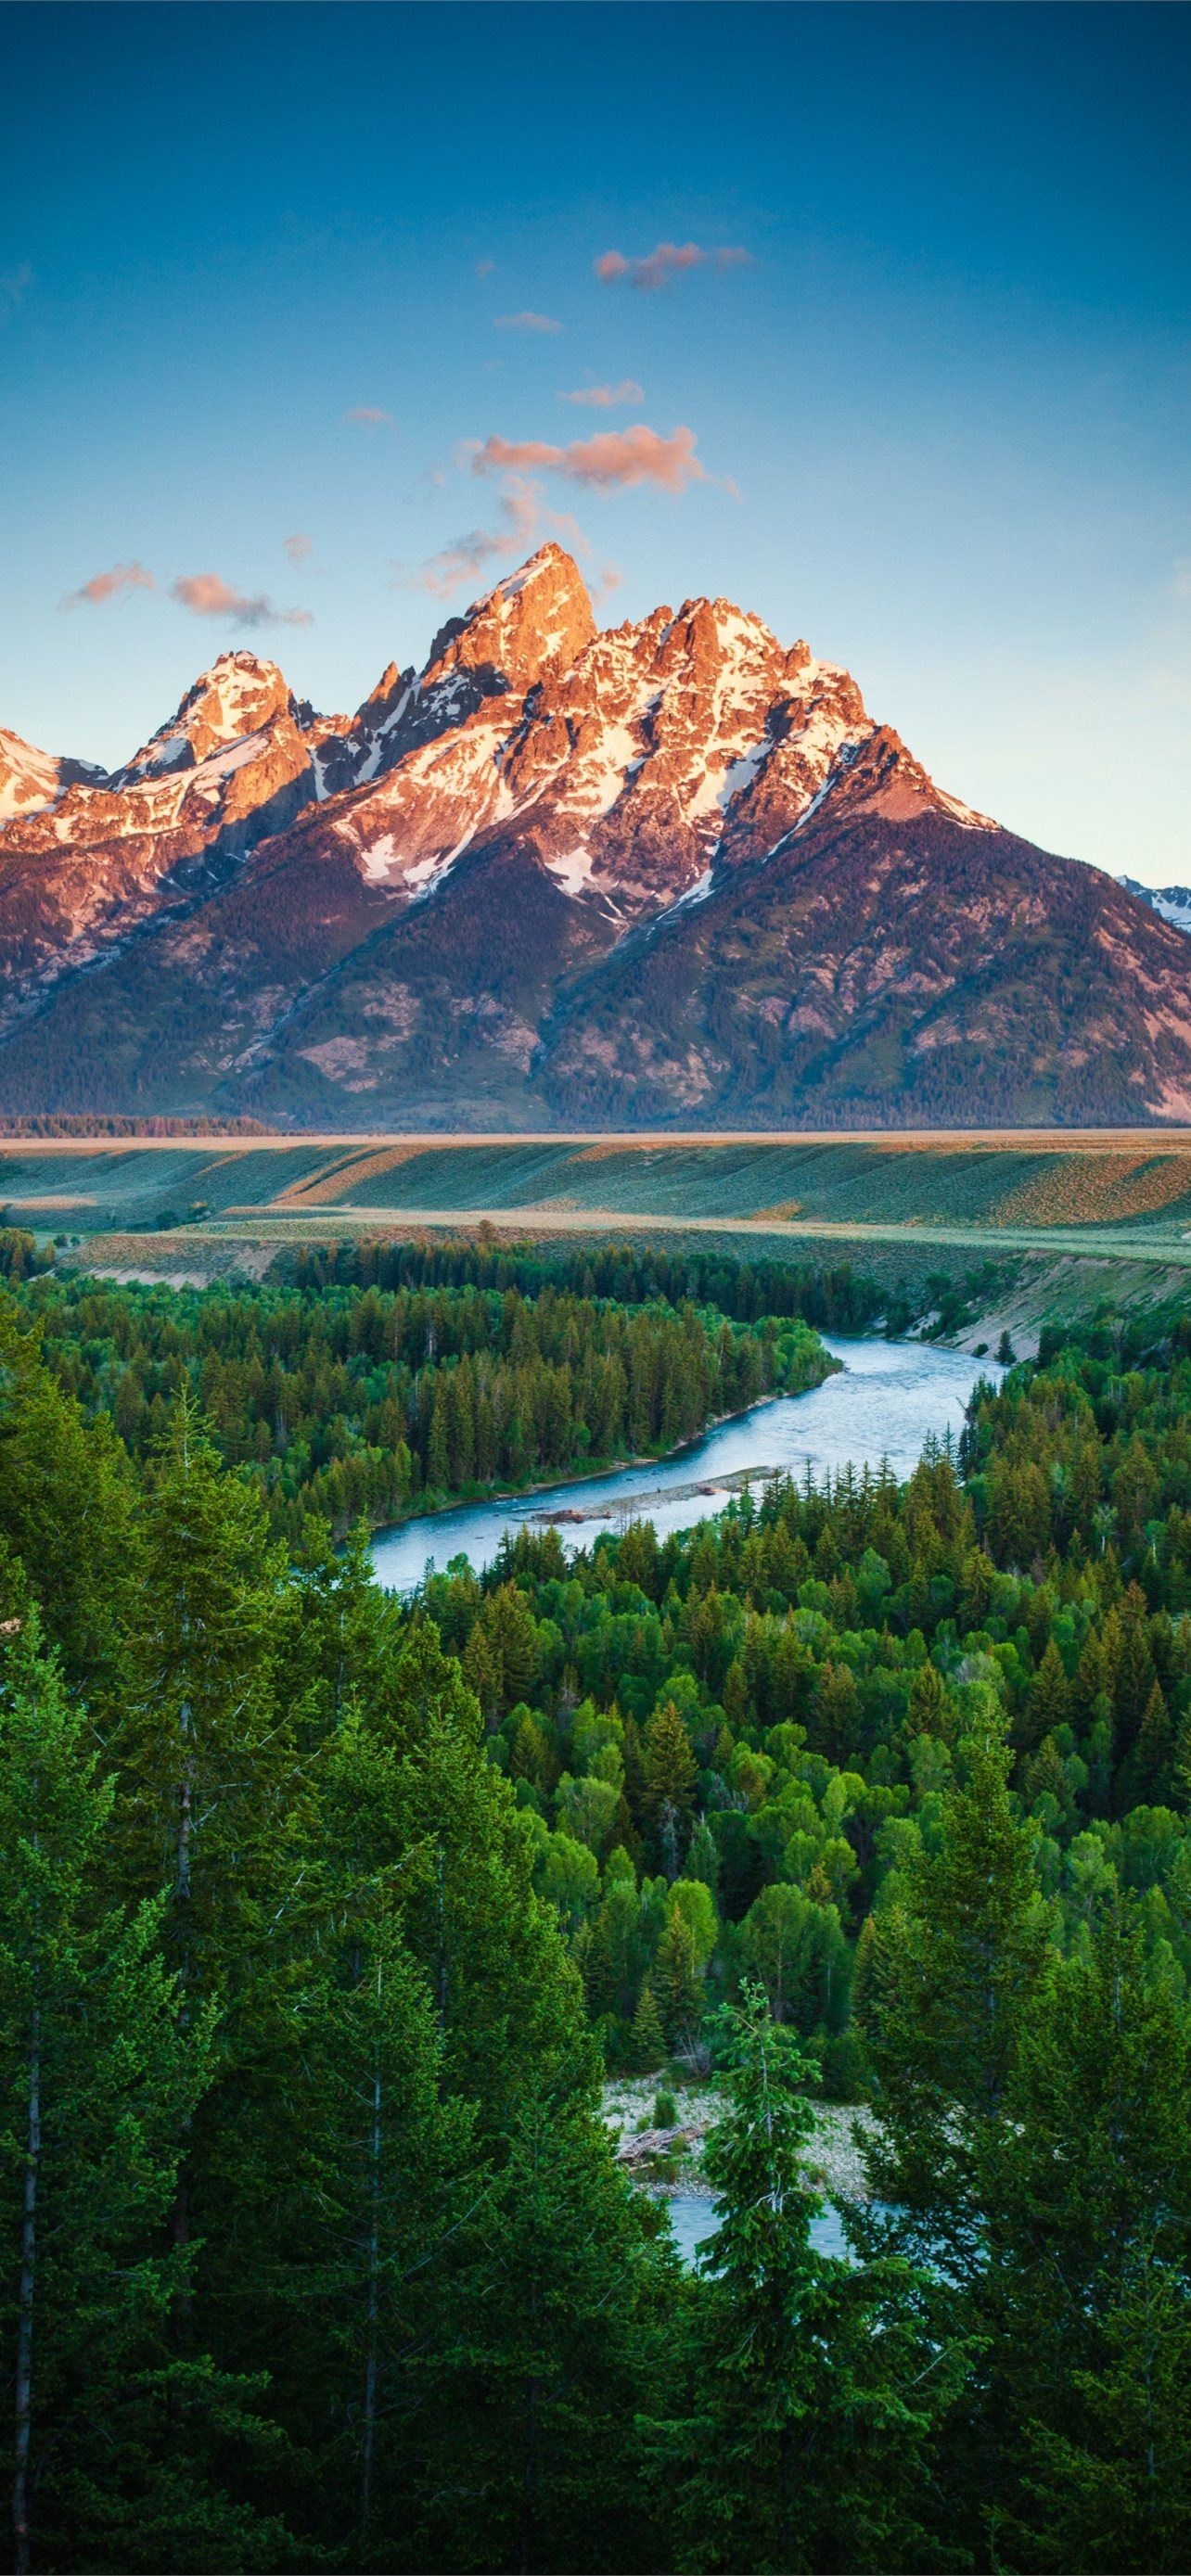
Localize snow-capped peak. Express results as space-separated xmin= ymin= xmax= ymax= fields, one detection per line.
xmin=115 ymin=651 xmax=295 ymax=784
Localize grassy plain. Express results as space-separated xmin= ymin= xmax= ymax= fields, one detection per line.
xmin=6 ymin=1132 xmax=1191 ymax=1344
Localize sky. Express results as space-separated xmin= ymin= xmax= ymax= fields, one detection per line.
xmin=1 ymin=0 xmax=1188 ymax=881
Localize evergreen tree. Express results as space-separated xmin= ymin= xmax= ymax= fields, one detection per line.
xmin=627 ymin=1980 xmax=666 ymax=2074
xmin=0 ymin=1613 xmax=273 ymax=2571
xmin=424 ymin=2098 xmax=659 ymax=2572
xmin=859 ymin=1699 xmax=1049 ymax=2280
xmin=856 ymin=1701 xmax=1050 ymax=2552
xmin=652 ymin=1908 xmax=704 ymax=2048
xmin=642 ymin=1701 xmax=698 ymax=1877
xmin=651 ymin=1986 xmax=960 ymax=2573
xmin=0 ymin=1304 xmax=138 ymax=1710
xmin=991 ymin=1894 xmax=1191 ymax=2572
xmin=271 ymin=1876 xmax=474 ymax=2569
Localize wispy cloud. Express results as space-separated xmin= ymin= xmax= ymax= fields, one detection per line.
xmin=170 ymin=574 xmax=313 ymax=629
xmin=397 ymin=477 xmax=540 ymax=599
xmin=594 ymin=240 xmax=750 ymax=291
xmin=558 ymin=379 xmax=644 ymax=410
xmin=469 ymin=423 xmax=709 ymax=494
xmin=0 ymin=261 xmax=33 ymax=317
xmin=474 ymin=258 xmax=496 ymax=280
xmin=345 ymin=405 xmax=395 ymax=427
xmin=397 ymin=474 xmax=587 ymax=601
xmin=283 ymin=532 xmax=313 ymax=567
xmin=61 ymin=560 xmax=156 ymax=609
xmin=493 ymin=310 xmax=563 ymax=336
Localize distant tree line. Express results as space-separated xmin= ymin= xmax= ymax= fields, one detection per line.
xmin=0 ymin=1113 xmax=275 ymax=1135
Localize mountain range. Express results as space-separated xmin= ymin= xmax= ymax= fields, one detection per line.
xmin=2 ymin=542 xmax=1189 ymax=1129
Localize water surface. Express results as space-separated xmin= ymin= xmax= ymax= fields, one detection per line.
xmin=371 ymin=1334 xmax=993 ymax=1593
xmin=664 ymin=2191 xmax=851 ymax=2269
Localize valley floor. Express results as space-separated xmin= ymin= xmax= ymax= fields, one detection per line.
xmin=10 ymin=1129 xmax=1191 ymax=1351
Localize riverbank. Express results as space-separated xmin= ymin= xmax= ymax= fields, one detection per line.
xmin=370 ymin=1349 xmax=839 ymax=1549
xmin=602 ymin=2077 xmax=877 ymax=2202
xmin=371 ymin=1334 xmax=995 ymax=1592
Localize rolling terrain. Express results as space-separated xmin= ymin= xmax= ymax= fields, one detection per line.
xmin=7 ymin=1128 xmax=1191 ymax=1251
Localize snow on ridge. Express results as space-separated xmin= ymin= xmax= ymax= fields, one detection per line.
xmin=1119 ymin=875 xmax=1191 ymax=935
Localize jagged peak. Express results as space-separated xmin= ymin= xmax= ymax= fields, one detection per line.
xmin=425 ymin=542 xmax=596 ymax=695
xmin=0 ymin=726 xmax=106 ymax=822
xmin=116 ymin=650 xmax=295 ymax=784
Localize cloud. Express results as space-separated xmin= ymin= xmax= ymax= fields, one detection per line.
xmin=493 ymin=310 xmax=563 ymax=336
xmin=469 ymin=422 xmax=708 ymax=494
xmin=170 ymin=574 xmax=313 ymax=629
xmin=594 ymin=240 xmax=750 ymax=291
xmin=397 ymin=473 xmax=588 ymax=601
xmin=283 ymin=532 xmax=313 ymax=567
xmin=61 ymin=559 xmax=156 ymax=609
xmin=474 ymin=258 xmax=496 ymax=279
xmin=345 ymin=406 xmax=394 ymax=427
xmin=558 ymin=379 xmax=644 ymax=410
xmin=0 ymin=261 xmax=33 ymax=316
xmin=397 ymin=476 xmax=539 ymax=599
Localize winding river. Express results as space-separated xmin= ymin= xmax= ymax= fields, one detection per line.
xmin=371 ymin=1334 xmax=996 ymax=1595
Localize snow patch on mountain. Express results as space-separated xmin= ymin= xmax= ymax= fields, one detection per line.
xmin=1119 ymin=876 xmax=1191 ymax=934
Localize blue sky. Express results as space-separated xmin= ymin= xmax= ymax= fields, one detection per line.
xmin=2 ymin=1 xmax=1188 ymax=879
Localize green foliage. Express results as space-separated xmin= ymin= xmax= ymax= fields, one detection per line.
xmin=647 ymin=1985 xmax=961 ymax=2573
xmin=2 ymin=1259 xmax=1191 ymax=2569
xmin=5 ymin=1264 xmax=836 ymax=1544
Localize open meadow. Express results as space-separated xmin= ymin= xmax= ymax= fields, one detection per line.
xmin=8 ymin=1130 xmax=1191 ymax=1346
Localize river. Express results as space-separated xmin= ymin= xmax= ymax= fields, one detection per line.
xmin=371 ymin=1333 xmax=995 ymax=1594
xmin=664 ymin=2190 xmax=852 ymax=2269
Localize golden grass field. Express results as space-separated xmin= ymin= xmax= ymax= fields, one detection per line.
xmin=6 ymin=1129 xmax=1191 ymax=1249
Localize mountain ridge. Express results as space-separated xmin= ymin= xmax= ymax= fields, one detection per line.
xmin=1 ymin=545 xmax=1188 ymax=1129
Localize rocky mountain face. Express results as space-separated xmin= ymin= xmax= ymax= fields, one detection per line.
xmin=2 ymin=545 xmax=1189 ymax=1128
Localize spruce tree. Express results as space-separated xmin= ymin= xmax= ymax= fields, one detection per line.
xmin=858 ymin=1697 xmax=1049 ymax=2282
xmin=0 ymin=1613 xmax=273 ymax=2571
xmin=425 ymin=2092 xmax=656 ymax=2575
xmin=642 ymin=1701 xmax=698 ymax=1877
xmin=651 ymin=1985 xmax=959 ymax=2573
xmin=992 ymin=1894 xmax=1191 ymax=2571
xmin=855 ymin=1699 xmax=1051 ymax=2552
xmin=627 ymin=1979 xmax=666 ymax=2073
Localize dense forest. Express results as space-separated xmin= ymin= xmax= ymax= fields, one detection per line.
xmin=0 ymin=1253 xmax=1188 ymax=2571
xmin=0 ymin=1239 xmax=836 ymax=1541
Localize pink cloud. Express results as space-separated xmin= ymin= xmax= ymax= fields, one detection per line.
xmin=558 ymin=379 xmax=644 ymax=409
xmin=474 ymin=258 xmax=496 ymax=279
xmin=61 ymin=559 xmax=155 ymax=609
xmin=594 ymin=240 xmax=750 ymax=291
xmin=283 ymin=533 xmax=312 ymax=567
xmin=345 ymin=406 xmax=394 ymax=427
xmin=398 ymin=474 xmax=589 ymax=601
xmin=493 ymin=310 xmax=562 ymax=335
xmin=397 ymin=476 xmax=539 ymax=600
xmin=170 ymin=574 xmax=313 ymax=629
xmin=470 ymin=423 xmax=708 ymax=494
